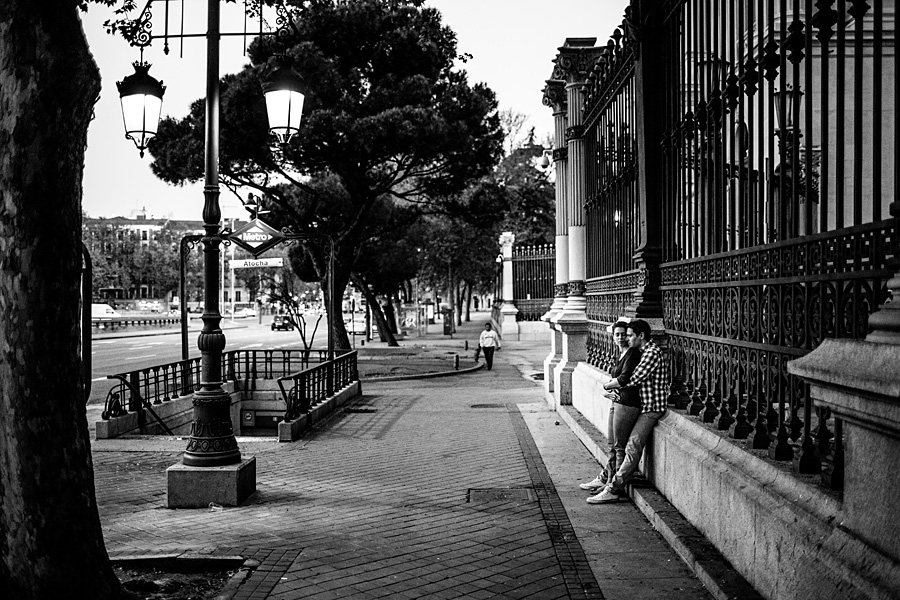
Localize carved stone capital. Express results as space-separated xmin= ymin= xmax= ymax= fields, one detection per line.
xmin=553 ymin=147 xmax=568 ymax=162
xmin=552 ymin=41 xmax=603 ymax=84
xmin=542 ymin=79 xmax=567 ymax=112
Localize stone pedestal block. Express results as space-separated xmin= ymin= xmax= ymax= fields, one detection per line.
xmin=166 ymin=457 xmax=256 ymax=508
xmin=551 ymin=313 xmax=589 ymax=407
xmin=500 ymin=303 xmax=519 ymax=340
xmin=543 ymin=326 xmax=563 ymax=396
xmin=789 ymin=338 xmax=900 ymax=565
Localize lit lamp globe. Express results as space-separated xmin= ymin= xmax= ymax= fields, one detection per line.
xmin=116 ymin=62 xmax=166 ymax=158
xmin=262 ymin=57 xmax=305 ymax=144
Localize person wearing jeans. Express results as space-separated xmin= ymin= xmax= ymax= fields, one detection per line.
xmin=579 ymin=320 xmax=642 ymax=493
xmin=587 ymin=319 xmax=667 ymax=504
xmin=478 ymin=322 xmax=501 ymax=371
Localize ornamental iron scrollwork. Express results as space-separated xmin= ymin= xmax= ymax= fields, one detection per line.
xmin=658 ymin=222 xmax=892 ymax=483
xmin=586 ymin=272 xmax=640 ymax=322
xmin=568 ymin=280 xmax=586 ymax=297
xmin=566 ymin=125 xmax=586 ymax=142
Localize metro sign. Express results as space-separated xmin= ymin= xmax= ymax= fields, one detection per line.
xmin=227 ymin=218 xmax=285 ymax=256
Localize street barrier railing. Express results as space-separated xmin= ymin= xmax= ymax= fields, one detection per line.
xmin=279 ymin=351 xmax=358 ymax=421
xmin=100 ymin=349 xmax=337 ymax=422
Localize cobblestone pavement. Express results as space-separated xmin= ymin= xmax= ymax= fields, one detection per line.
xmin=93 ymin=320 xmax=713 ymax=599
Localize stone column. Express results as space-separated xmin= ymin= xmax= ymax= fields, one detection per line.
xmin=498 ymin=231 xmax=519 ymax=340
xmin=542 ymin=79 xmax=568 ymax=394
xmin=549 ymin=38 xmax=601 ymax=406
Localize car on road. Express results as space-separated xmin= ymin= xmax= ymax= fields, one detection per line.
xmin=271 ymin=315 xmax=296 ymax=331
xmin=344 ymin=316 xmax=375 ymax=335
xmin=91 ymin=303 xmax=121 ymax=320
xmin=233 ymin=308 xmax=258 ymax=318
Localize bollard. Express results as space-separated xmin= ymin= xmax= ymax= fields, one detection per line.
xmin=454 ymin=355 xmax=460 ymax=370
xmin=465 ymin=341 xmax=469 ymax=350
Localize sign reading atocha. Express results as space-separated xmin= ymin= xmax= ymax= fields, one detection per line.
xmin=229 ymin=257 xmax=284 ymax=269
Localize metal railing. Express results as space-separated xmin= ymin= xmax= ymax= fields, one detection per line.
xmin=512 ymin=244 xmax=555 ymax=321
xmin=101 ymin=349 xmax=340 ymax=422
xmin=578 ymin=1 xmax=896 ymax=492
xmin=279 ymin=351 xmax=358 ymax=421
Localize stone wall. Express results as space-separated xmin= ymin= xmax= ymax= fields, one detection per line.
xmin=568 ymin=362 xmax=900 ymax=600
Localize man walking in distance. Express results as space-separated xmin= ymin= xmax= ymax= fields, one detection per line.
xmin=478 ymin=322 xmax=501 ymax=371
xmin=587 ymin=319 xmax=667 ymax=504
xmin=579 ymin=319 xmax=642 ymax=493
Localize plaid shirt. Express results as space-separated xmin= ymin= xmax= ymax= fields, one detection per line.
xmin=616 ymin=341 xmax=667 ymax=413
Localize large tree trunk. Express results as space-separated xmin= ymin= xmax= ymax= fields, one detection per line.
xmin=350 ymin=272 xmax=399 ymax=346
xmin=0 ymin=3 xmax=121 ymax=597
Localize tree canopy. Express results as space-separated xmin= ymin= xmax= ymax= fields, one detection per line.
xmin=146 ymin=0 xmax=505 ymax=346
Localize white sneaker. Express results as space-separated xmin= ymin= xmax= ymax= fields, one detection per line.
xmin=586 ymin=486 xmax=621 ymax=504
xmin=578 ymin=475 xmax=607 ymax=492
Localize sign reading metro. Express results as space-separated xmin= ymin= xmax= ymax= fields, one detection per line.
xmin=227 ymin=218 xmax=286 ymax=256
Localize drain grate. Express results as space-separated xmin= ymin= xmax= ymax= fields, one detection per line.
xmin=467 ymin=488 xmax=537 ymax=503
xmin=345 ymin=407 xmax=377 ymax=413
xmin=470 ymin=403 xmax=505 ymax=409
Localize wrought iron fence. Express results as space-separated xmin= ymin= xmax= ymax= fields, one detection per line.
xmin=101 ymin=349 xmax=337 ymax=421
xmin=512 ymin=244 xmax=555 ymax=320
xmin=579 ymin=0 xmax=896 ymax=491
xmin=279 ymin=351 xmax=358 ymax=421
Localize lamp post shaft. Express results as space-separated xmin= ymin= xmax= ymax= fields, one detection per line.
xmin=183 ymin=0 xmax=241 ymax=467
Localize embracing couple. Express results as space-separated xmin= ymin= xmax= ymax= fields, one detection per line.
xmin=579 ymin=318 xmax=667 ymax=504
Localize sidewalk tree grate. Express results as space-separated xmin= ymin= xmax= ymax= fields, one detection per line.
xmin=467 ymin=487 xmax=537 ymax=503
xmin=470 ymin=403 xmax=506 ymax=409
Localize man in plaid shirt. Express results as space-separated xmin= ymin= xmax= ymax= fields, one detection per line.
xmin=587 ymin=319 xmax=667 ymax=504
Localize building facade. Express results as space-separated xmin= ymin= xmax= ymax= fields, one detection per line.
xmin=541 ymin=2 xmax=898 ymax=599
xmin=83 ymin=212 xmax=251 ymax=308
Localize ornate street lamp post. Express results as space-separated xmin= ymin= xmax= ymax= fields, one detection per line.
xmin=117 ymin=62 xmax=166 ymax=158
xmin=116 ymin=1 xmax=306 ymax=500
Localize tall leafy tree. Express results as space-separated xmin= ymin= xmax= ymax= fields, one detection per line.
xmin=416 ymin=136 xmax=555 ymax=322
xmin=147 ymin=0 xmax=505 ymax=348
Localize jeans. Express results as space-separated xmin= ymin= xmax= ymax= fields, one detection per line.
xmin=482 ymin=346 xmax=495 ymax=370
xmin=609 ymin=411 xmax=663 ymax=493
xmin=605 ymin=402 xmax=641 ymax=484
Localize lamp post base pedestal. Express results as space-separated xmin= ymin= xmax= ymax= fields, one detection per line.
xmin=166 ymin=456 xmax=256 ymax=508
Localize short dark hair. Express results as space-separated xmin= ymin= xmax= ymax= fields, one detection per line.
xmin=628 ymin=319 xmax=652 ymax=340
xmin=612 ymin=320 xmax=630 ymax=331
xmin=484 ymin=322 xmax=492 ymax=329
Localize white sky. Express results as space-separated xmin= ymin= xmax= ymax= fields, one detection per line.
xmin=80 ymin=0 xmax=628 ymax=221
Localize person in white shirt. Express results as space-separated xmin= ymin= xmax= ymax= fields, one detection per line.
xmin=478 ymin=323 xmax=501 ymax=371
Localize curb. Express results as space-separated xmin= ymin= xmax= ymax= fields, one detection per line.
xmin=110 ymin=552 xmax=258 ymax=600
xmin=556 ymin=404 xmax=764 ymax=600
xmin=364 ymin=361 xmax=483 ymax=382
xmin=93 ymin=323 xmax=248 ymax=341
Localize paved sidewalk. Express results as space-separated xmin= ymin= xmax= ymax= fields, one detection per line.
xmin=92 ymin=315 xmax=714 ymax=599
